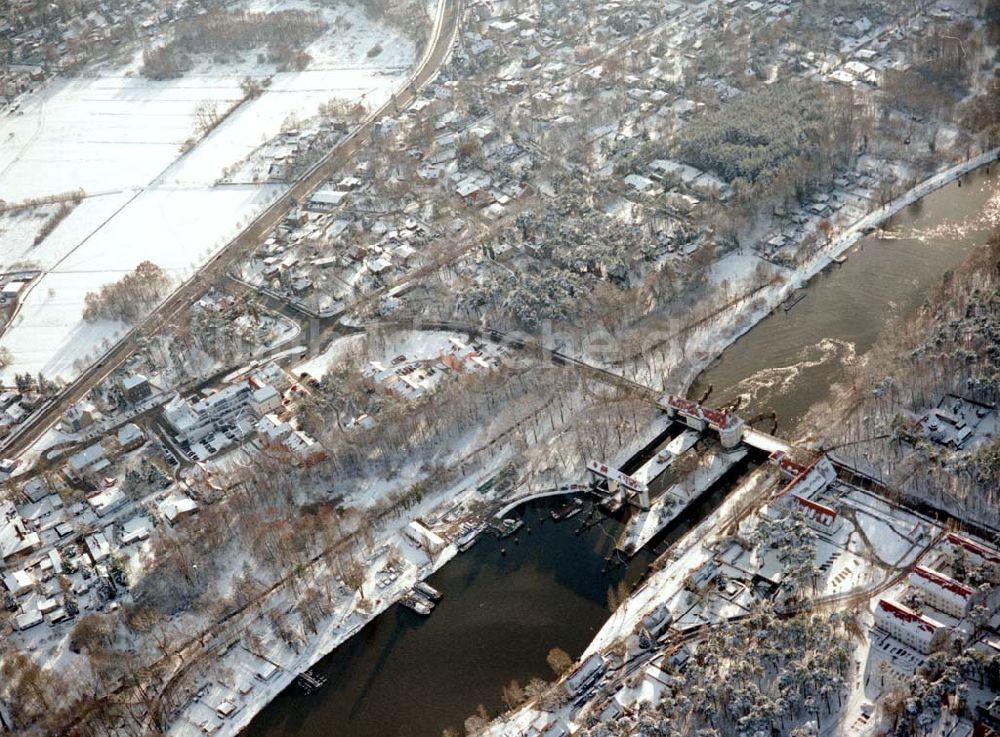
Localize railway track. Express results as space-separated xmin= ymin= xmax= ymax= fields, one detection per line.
xmin=0 ymin=0 xmax=462 ymax=460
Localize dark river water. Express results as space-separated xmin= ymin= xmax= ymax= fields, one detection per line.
xmin=689 ymin=165 xmax=998 ymax=432
xmin=244 ymin=162 xmax=996 ymax=737
xmin=244 ymin=497 xmax=653 ymax=737
xmin=243 ymin=445 xmax=754 ymax=737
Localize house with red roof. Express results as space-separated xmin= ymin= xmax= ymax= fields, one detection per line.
xmin=948 ymin=533 xmax=1000 ymax=583
xmin=908 ymin=565 xmax=978 ymax=618
xmin=873 ymin=598 xmax=949 ymax=654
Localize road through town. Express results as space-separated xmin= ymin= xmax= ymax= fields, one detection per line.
xmin=0 ymin=0 xmax=463 ymax=459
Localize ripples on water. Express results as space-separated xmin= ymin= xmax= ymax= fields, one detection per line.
xmin=692 ymin=166 xmax=997 ymax=430
xmin=729 ymin=337 xmax=858 ymax=408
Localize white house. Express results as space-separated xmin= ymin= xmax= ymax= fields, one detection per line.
xmin=1 ymin=501 xmax=41 ymax=563
xmin=164 ymin=381 xmax=262 ymax=443
xmin=87 ymin=482 xmax=126 ymax=518
xmin=65 ymin=442 xmax=109 ymax=482
xmin=251 ymin=384 xmax=282 ymax=416
xmin=3 ymin=569 xmax=35 ymax=597
xmin=908 ymin=565 xmax=976 ymax=618
xmin=85 ymin=532 xmax=112 ymax=563
xmin=874 ymin=599 xmax=948 ymax=654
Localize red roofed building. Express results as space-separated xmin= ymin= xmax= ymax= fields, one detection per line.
xmin=874 ymin=598 xmax=948 ymax=653
xmin=908 ymin=565 xmax=977 ymax=617
xmin=661 ymin=395 xmax=744 ymax=448
xmin=948 ymin=533 xmax=1000 ymax=582
xmin=790 ymin=494 xmax=840 ymax=531
xmin=769 ymin=450 xmax=837 ymax=502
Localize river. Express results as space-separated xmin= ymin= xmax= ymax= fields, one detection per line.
xmin=243 ymin=497 xmax=652 ymax=737
xmin=245 ymin=429 xmax=758 ymax=737
xmin=244 ymin=163 xmax=996 ymax=737
xmin=689 ymin=165 xmax=998 ymax=432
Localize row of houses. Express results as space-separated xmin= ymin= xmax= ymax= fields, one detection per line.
xmin=875 ymin=533 xmax=1000 ymax=653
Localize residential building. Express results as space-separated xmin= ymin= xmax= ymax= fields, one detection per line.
xmin=874 ymin=598 xmax=949 ymax=653
xmin=251 ymin=384 xmax=282 ymax=415
xmin=564 ymin=653 xmax=606 ymax=696
xmin=87 ymin=481 xmax=126 ymax=518
xmin=85 ymin=532 xmax=111 ymax=563
xmin=63 ymin=401 xmax=96 ymax=432
xmin=120 ymin=373 xmax=152 ymax=403
xmin=65 ymin=442 xmax=109 ymax=483
xmin=948 ymin=533 xmax=1000 ymax=579
xmin=116 ymin=422 xmax=145 ymax=451
xmin=160 ymin=492 xmax=198 ymax=525
xmin=256 ymin=413 xmax=292 ymax=443
xmin=909 ymin=565 xmax=977 ymax=618
xmin=1 ymin=500 xmax=41 ymax=564
xmin=163 ymin=381 xmax=260 ymax=443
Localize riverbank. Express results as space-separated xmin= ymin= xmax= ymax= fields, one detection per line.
xmin=673 ymin=149 xmax=1000 ymax=396
xmin=208 ymin=543 xmax=460 ymax=737
xmin=233 ymin=155 xmax=998 ymax=737
xmin=243 ymin=495 xmax=656 ymax=737
xmin=688 ymin=159 xmax=998 ymax=434
xmin=468 ymin=152 xmax=1000 ymax=737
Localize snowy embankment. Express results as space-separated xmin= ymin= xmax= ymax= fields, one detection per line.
xmin=0 ymin=0 xmax=416 ymax=384
xmin=661 ymin=148 xmax=1000 ymax=394
xmin=195 ymin=543 xmax=460 ymax=737
xmin=584 ymin=466 xmax=773 ymax=656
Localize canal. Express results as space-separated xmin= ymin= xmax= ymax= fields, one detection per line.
xmin=690 ymin=165 xmax=998 ymax=433
xmin=245 ymin=163 xmax=996 ymax=737
xmin=245 ymin=432 xmax=760 ymax=737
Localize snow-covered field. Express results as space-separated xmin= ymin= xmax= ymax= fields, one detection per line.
xmin=0 ymin=0 xmax=416 ymax=383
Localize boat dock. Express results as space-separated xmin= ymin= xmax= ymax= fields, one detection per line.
xmin=455 ymin=522 xmax=482 ymax=551
xmin=297 ymin=669 xmax=327 ymax=694
xmin=414 ymin=581 xmax=442 ymax=601
xmin=493 ymin=517 xmax=523 ymax=538
xmin=401 ymin=590 xmax=435 ymax=615
xmin=618 ymin=447 xmax=747 ymax=556
xmin=782 ymin=291 xmax=806 ymax=312
xmin=551 ymin=497 xmax=584 ymax=521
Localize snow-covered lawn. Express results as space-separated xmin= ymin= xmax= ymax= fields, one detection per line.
xmin=0 ymin=0 xmax=416 ymax=384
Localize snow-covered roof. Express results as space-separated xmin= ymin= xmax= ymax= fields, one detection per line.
xmin=117 ymin=422 xmax=144 ymax=447
xmin=874 ymin=599 xmax=946 ymax=644
xmin=67 ymin=442 xmax=107 ymax=474
xmin=909 ymin=565 xmax=974 ymax=611
xmin=565 ymin=653 xmax=605 ymax=694
xmin=3 ymin=568 xmax=35 ymax=596
xmin=160 ymin=492 xmax=198 ymax=525
xmin=251 ymin=384 xmax=279 ymax=405
xmin=947 ymin=533 xmax=1000 ymax=566
xmin=88 ymin=484 xmax=126 ymax=517
xmin=121 ymin=373 xmax=149 ymax=391
xmin=85 ymin=531 xmax=111 ymax=562
xmin=0 ymin=501 xmax=41 ymax=562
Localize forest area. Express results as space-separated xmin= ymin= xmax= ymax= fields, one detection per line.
xmin=140 ymin=8 xmax=328 ymax=78
xmin=800 ymin=228 xmax=1000 ymax=528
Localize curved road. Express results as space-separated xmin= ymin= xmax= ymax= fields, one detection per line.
xmin=0 ymin=0 xmax=463 ymax=459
